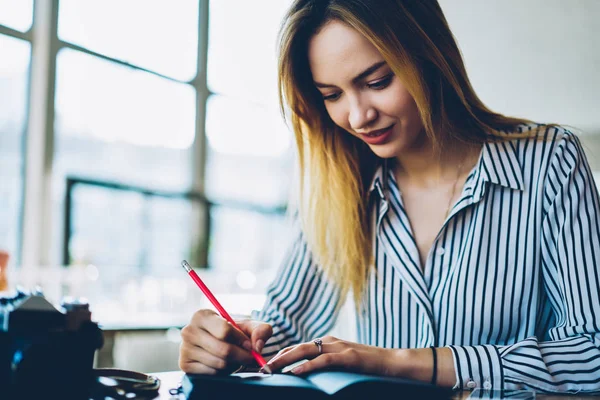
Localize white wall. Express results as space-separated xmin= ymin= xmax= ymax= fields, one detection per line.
xmin=439 ymin=0 xmax=600 ymax=169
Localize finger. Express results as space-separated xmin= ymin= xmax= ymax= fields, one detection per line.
xmin=266 ymin=341 xmax=322 ymax=372
xmin=289 ymin=350 xmax=359 ymax=375
xmin=200 ymin=328 xmax=256 ymax=364
xmin=237 ymin=320 xmax=272 ymax=353
xmin=266 ymin=345 xmax=296 ymax=364
xmin=179 ymin=341 xmax=221 ymax=376
xmin=189 ymin=309 xmax=250 ymax=347
xmin=184 ymin=326 xmax=256 ymax=366
xmin=179 ymin=342 xmax=229 ymax=371
xmin=180 ymin=323 xmax=206 ymax=348
xmin=182 ymin=322 xmax=247 ymax=350
xmin=188 ymin=309 xmax=248 ymax=347
xmin=189 ymin=309 xmax=219 ymax=330
xmin=179 ymin=360 xmax=219 ymax=375
xmin=200 ymin=313 xmax=253 ymax=349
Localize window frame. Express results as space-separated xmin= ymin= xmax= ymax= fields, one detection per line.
xmin=5 ymin=0 xmax=288 ymax=270
xmin=16 ymin=0 xmax=212 ymax=268
xmin=0 ymin=10 xmax=34 ymax=267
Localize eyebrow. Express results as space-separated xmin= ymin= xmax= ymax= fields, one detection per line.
xmin=314 ymin=61 xmax=388 ymax=89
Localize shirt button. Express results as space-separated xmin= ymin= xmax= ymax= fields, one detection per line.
xmin=466 ymin=379 xmax=477 ymax=389
xmin=483 ymin=380 xmax=492 ymax=390
xmin=436 ymin=247 xmax=446 ymax=256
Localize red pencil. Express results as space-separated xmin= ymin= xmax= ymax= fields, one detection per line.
xmin=181 ymin=260 xmax=272 ymax=374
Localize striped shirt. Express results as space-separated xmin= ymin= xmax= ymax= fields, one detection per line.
xmin=252 ymin=125 xmax=600 ymax=393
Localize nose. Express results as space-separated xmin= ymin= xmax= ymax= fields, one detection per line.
xmin=348 ymin=96 xmax=378 ymax=132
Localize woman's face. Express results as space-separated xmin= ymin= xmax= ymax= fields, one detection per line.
xmin=308 ymin=20 xmax=425 ymax=159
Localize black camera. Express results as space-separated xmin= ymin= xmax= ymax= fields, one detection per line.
xmin=0 ymin=288 xmax=104 ymax=398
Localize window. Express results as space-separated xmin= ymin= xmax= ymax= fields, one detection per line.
xmin=0 ymin=0 xmax=33 ymax=32
xmin=7 ymin=0 xmax=296 ymax=291
xmin=53 ymin=49 xmax=196 ymax=189
xmin=48 ymin=0 xmax=296 ymax=282
xmin=205 ymin=0 xmax=294 ymax=274
xmin=0 ymin=35 xmax=30 ymax=267
xmin=68 ymin=183 xmax=204 ymax=278
xmin=53 ymin=1 xmax=199 ymax=267
xmin=57 ymin=0 xmax=199 ymax=81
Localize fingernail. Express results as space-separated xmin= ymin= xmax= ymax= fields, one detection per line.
xmin=261 ymin=364 xmax=273 ymax=375
xmin=243 ymin=341 xmax=252 ymax=351
xmin=292 ymin=366 xmax=303 ymax=374
xmin=256 ymin=339 xmax=264 ymax=353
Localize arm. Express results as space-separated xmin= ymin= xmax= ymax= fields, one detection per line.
xmin=444 ymin=131 xmax=600 ymax=393
xmin=391 ymin=347 xmax=457 ymax=387
xmin=251 ymin=222 xmax=342 ymax=358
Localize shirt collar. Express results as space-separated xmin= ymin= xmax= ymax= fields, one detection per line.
xmin=478 ymin=139 xmax=525 ymax=191
xmin=368 ymin=160 xmax=387 ymax=200
xmin=367 ymin=137 xmax=525 ymax=201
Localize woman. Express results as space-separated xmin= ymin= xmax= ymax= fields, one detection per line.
xmin=179 ymin=0 xmax=600 ymax=393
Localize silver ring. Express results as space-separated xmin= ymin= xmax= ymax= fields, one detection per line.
xmin=313 ymin=338 xmax=323 ymax=354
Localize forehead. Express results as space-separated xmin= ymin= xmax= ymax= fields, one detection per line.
xmin=307 ymin=20 xmax=384 ymax=85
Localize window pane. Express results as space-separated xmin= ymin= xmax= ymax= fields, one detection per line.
xmin=205 ymin=95 xmax=293 ymax=206
xmin=208 ymin=0 xmax=293 ymax=104
xmin=0 ymin=0 xmax=33 ymax=32
xmin=207 ymin=1 xmax=295 ymax=207
xmin=70 ymin=186 xmax=145 ymax=267
xmin=53 ymin=48 xmax=196 ymax=264
xmin=0 ymin=35 xmax=30 ymax=267
xmin=69 ymin=184 xmax=205 ymax=275
xmin=54 ymin=48 xmax=196 ymax=185
xmin=206 ymin=95 xmax=291 ymax=158
xmin=145 ymin=195 xmax=206 ymax=273
xmin=209 ymin=206 xmax=290 ymax=282
xmin=58 ymin=0 xmax=199 ymax=81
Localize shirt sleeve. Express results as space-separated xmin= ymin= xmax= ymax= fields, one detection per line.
xmin=449 ymin=131 xmax=600 ymax=393
xmin=251 ymin=220 xmax=342 ymax=357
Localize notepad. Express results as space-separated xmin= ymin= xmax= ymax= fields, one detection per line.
xmin=181 ymin=370 xmax=453 ymax=399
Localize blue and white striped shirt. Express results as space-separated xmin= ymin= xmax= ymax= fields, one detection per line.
xmin=252 ymin=125 xmax=600 ymax=393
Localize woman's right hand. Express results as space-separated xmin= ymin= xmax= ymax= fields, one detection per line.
xmin=178 ymin=309 xmax=273 ymax=375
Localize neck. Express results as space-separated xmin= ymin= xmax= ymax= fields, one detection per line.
xmin=394 ymin=136 xmax=480 ymax=187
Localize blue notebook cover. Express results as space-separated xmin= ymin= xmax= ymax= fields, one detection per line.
xmin=182 ymin=370 xmax=454 ymax=399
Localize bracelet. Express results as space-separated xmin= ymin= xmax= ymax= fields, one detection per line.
xmin=430 ymin=347 xmax=438 ymax=385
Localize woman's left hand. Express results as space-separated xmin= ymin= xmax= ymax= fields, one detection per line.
xmin=265 ymin=335 xmax=407 ymax=376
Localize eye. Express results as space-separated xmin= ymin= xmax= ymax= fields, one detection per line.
xmin=367 ymin=74 xmax=393 ymax=90
xmin=323 ymin=92 xmax=342 ymax=102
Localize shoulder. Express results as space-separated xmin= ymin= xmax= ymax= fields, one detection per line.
xmin=497 ymin=122 xmax=587 ymax=168
xmin=501 ymin=122 xmax=577 ymax=144
xmin=481 ymin=123 xmax=593 ymax=194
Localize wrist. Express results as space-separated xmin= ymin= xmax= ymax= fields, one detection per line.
xmin=387 ymin=348 xmax=433 ymax=381
xmin=383 ymin=348 xmax=413 ymax=377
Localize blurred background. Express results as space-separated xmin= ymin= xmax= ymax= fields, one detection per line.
xmin=0 ymin=0 xmax=599 ymax=373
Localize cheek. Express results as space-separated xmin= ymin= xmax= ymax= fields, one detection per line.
xmin=398 ymin=98 xmax=421 ymax=129
xmin=382 ymin=90 xmax=422 ymax=133
xmin=404 ymin=99 xmax=423 ymax=133
xmin=324 ymin=104 xmax=349 ymax=131
xmin=379 ymin=86 xmax=416 ymax=117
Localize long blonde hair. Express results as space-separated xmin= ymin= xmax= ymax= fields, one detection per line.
xmin=278 ymin=0 xmax=539 ymax=308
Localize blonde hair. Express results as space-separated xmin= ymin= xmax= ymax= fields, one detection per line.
xmin=278 ymin=0 xmax=543 ymax=308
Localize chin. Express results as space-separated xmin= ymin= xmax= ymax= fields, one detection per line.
xmin=367 ymin=143 xmax=403 ymax=159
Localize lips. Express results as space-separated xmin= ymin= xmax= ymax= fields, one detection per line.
xmin=364 ymin=125 xmax=393 ymax=137
xmin=359 ymin=124 xmax=394 ymax=145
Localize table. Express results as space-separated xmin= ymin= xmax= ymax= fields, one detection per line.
xmin=151 ymin=371 xmax=600 ymax=400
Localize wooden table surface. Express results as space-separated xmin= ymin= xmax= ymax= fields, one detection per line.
xmin=152 ymin=371 xmax=599 ymax=400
